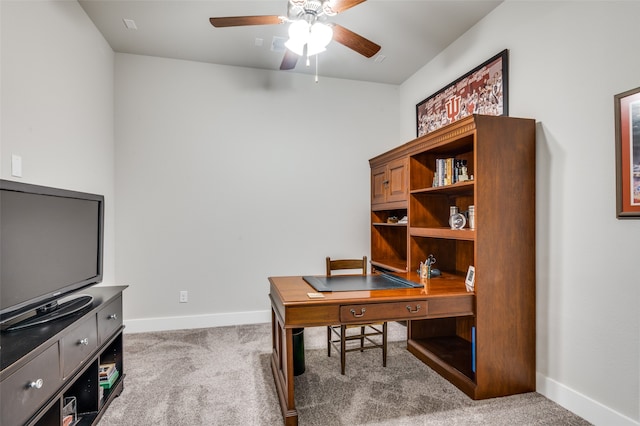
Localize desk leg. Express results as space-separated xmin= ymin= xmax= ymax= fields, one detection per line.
xmin=270 ymin=308 xmax=298 ymax=426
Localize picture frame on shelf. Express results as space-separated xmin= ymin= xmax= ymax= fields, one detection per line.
xmin=614 ymin=86 xmax=640 ymax=218
xmin=416 ymin=49 xmax=509 ymax=137
xmin=465 ymin=265 xmax=475 ymax=291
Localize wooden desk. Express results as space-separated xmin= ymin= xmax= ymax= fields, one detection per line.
xmin=268 ymin=275 xmax=473 ymax=426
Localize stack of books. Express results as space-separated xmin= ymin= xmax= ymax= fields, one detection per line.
xmin=433 ymin=158 xmax=469 ymax=187
xmin=99 ymin=362 xmax=119 ymax=390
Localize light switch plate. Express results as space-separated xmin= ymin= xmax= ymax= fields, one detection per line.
xmin=11 ymin=154 xmax=22 ymax=177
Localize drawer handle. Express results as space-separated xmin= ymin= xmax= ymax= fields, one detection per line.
xmin=79 ymin=338 xmax=89 ymax=346
xmin=406 ymin=304 xmax=421 ymax=314
xmin=29 ymin=379 xmax=44 ymax=389
xmin=108 ymin=313 xmax=118 ymax=320
xmin=350 ymin=308 xmax=366 ymax=318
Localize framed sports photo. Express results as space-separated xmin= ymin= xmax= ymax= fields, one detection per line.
xmin=416 ymin=49 xmax=508 ymax=137
xmin=614 ymin=86 xmax=640 ymax=218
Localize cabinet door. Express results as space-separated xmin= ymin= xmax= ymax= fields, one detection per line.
xmin=386 ymin=158 xmax=408 ymax=203
xmin=371 ymin=164 xmax=387 ymax=205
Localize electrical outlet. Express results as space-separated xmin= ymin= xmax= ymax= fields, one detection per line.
xmin=179 ymin=290 xmax=188 ymax=303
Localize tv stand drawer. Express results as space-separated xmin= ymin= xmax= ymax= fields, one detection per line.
xmin=98 ymin=295 xmax=123 ymax=344
xmin=0 ymin=343 xmax=61 ymax=426
xmin=61 ymin=316 xmax=98 ymax=379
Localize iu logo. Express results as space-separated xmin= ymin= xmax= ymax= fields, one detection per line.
xmin=445 ymin=96 xmax=461 ymax=121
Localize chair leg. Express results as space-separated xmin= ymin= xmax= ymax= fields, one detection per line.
xmin=340 ymin=325 xmax=346 ymax=375
xmin=382 ymin=322 xmax=388 ymax=367
xmin=360 ymin=326 xmax=365 ymax=352
xmin=327 ymin=326 xmax=332 ymax=357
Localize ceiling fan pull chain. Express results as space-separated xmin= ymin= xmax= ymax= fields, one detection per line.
xmin=315 ymin=54 xmax=319 ymax=83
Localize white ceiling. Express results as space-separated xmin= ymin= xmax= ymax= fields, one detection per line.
xmin=78 ymin=0 xmax=502 ymax=85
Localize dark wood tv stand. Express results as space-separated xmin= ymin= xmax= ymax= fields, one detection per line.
xmin=0 ymin=286 xmax=127 ymax=426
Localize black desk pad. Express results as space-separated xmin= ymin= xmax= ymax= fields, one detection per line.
xmin=303 ymin=274 xmax=422 ymax=292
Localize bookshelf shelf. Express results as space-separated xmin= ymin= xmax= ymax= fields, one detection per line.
xmin=410 ymin=227 xmax=476 ymax=241
xmin=410 ymin=180 xmax=474 ymax=196
xmin=372 ymin=222 xmax=407 ymax=227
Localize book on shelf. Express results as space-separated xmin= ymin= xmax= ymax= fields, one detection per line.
xmin=99 ymin=368 xmax=120 ymax=389
xmin=99 ymin=362 xmax=116 ymax=380
xmin=471 ymin=326 xmax=476 ymax=373
xmin=434 ymin=157 xmax=456 ymax=187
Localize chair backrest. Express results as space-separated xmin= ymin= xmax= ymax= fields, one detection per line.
xmin=326 ymin=256 xmax=367 ymax=276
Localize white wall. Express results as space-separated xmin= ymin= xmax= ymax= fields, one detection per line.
xmin=114 ymin=53 xmax=399 ymax=330
xmin=0 ymin=0 xmax=116 ymax=284
xmin=399 ymin=1 xmax=640 ymax=425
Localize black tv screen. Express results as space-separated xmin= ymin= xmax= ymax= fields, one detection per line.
xmin=0 ymin=180 xmax=104 ymax=326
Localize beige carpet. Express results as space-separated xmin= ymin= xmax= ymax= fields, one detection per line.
xmin=97 ymin=322 xmax=591 ymax=425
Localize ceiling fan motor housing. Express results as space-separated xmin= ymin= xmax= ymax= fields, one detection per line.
xmin=288 ymin=0 xmax=337 ymax=23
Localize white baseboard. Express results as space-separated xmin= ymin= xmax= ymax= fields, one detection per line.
xmin=123 ymin=309 xmax=271 ymax=334
xmin=537 ymin=373 xmax=639 ymax=426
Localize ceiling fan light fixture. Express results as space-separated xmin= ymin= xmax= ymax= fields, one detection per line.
xmin=306 ymin=42 xmax=326 ymax=57
xmin=288 ymin=19 xmax=310 ymax=44
xmin=306 ymin=23 xmax=332 ymax=56
xmin=307 ymin=22 xmax=333 ymax=56
xmin=311 ymin=22 xmax=332 ymax=46
xmin=286 ymin=20 xmax=333 ymax=57
xmin=284 ymin=39 xmax=306 ymax=56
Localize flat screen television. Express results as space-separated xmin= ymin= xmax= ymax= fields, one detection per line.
xmin=0 ymin=179 xmax=104 ymax=331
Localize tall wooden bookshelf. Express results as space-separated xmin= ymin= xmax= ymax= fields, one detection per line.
xmin=370 ymin=115 xmax=536 ymax=399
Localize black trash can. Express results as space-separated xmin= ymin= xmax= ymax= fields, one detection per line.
xmin=292 ymin=328 xmax=305 ymax=376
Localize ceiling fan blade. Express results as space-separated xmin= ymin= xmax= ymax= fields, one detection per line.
xmin=280 ymin=49 xmax=299 ymax=70
xmin=209 ymin=16 xmax=284 ymax=28
xmin=331 ymin=24 xmax=381 ymax=58
xmin=329 ymin=0 xmax=367 ymax=14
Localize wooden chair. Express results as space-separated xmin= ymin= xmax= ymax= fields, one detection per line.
xmin=326 ymin=256 xmax=388 ymax=375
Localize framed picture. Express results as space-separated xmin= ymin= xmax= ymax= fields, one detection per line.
xmin=614 ymin=87 xmax=640 ymax=218
xmin=465 ymin=265 xmax=475 ymax=291
xmin=416 ymin=49 xmax=509 ymax=137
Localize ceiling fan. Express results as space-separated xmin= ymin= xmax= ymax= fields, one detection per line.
xmin=209 ymin=0 xmax=381 ymax=71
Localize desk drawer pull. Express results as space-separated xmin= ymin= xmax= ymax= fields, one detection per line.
xmin=406 ymin=304 xmax=421 ymax=314
xmin=78 ymin=338 xmax=89 ymax=346
xmin=108 ymin=313 xmax=118 ymax=320
xmin=350 ymin=308 xmax=366 ymax=318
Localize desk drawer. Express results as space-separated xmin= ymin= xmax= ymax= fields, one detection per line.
xmin=61 ymin=316 xmax=98 ymax=379
xmin=0 ymin=343 xmax=62 ymax=426
xmin=340 ymin=300 xmax=428 ymax=323
xmin=427 ymin=296 xmax=474 ymax=317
